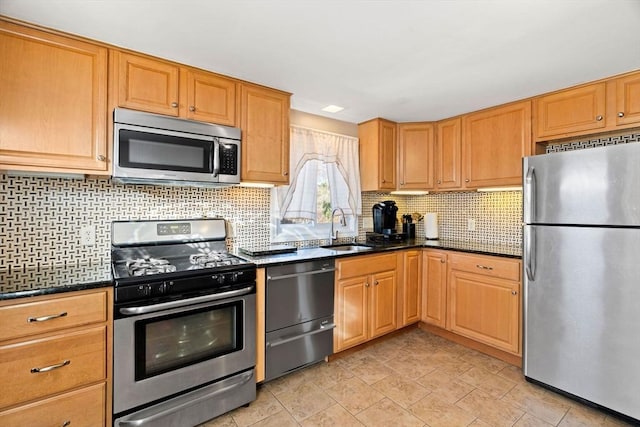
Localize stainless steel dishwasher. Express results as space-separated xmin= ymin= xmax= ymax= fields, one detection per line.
xmin=265 ymin=259 xmax=335 ymax=381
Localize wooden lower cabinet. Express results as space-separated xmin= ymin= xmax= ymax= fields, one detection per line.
xmin=0 ymin=383 xmax=105 ymax=426
xmin=398 ymin=250 xmax=421 ymax=327
xmin=334 ymin=253 xmax=397 ymax=352
xmin=421 ymin=250 xmax=447 ymax=328
xmin=421 ymin=250 xmax=522 ymax=358
xmin=0 ymin=287 xmax=113 ymax=426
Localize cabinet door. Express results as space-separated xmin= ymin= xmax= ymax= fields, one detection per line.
xmin=463 ymin=101 xmax=531 ymax=188
xmin=379 ymin=120 xmax=397 ymax=190
xmin=448 ymin=270 xmax=520 ymax=354
xmin=0 ymin=21 xmax=108 ymax=172
xmin=182 ymin=69 xmax=237 ymax=126
xmin=435 ymin=117 xmax=462 ymax=189
xmin=369 ymin=270 xmax=397 ymax=339
xmin=397 ymin=123 xmax=434 ymax=190
xmin=534 ymin=83 xmax=606 ymax=139
xmin=421 ymin=250 xmax=447 ymax=328
xmin=334 ymin=277 xmax=368 ymax=352
xmin=615 ymin=73 xmax=640 ymax=126
xmin=400 ymin=250 xmax=421 ymax=326
xmin=112 ymin=50 xmax=180 ymax=116
xmin=240 ymin=83 xmax=290 ymax=184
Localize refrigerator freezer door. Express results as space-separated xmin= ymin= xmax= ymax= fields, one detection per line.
xmin=523 ymin=225 xmax=640 ymax=420
xmin=523 ymin=143 xmax=640 ymax=226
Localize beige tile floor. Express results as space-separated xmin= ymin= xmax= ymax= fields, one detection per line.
xmin=199 ymin=328 xmax=634 ymax=427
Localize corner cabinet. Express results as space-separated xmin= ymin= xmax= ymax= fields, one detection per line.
xmin=110 ymin=50 xmax=237 ymax=126
xmin=421 ymin=250 xmax=448 ymax=328
xmin=0 ymin=20 xmax=109 ymax=174
xmin=334 ymin=253 xmax=397 ymax=352
xmin=358 ymin=118 xmax=397 ymax=191
xmin=462 ymin=101 xmax=531 ymax=188
xmin=0 ymin=287 xmax=113 ymax=426
xmin=398 ymin=250 xmax=421 ymax=327
xmin=240 ymin=83 xmax=291 ymax=184
xmin=397 ymin=123 xmax=434 ymax=190
xmin=435 ymin=117 xmax=462 ymax=190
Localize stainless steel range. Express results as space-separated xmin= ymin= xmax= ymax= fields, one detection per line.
xmin=111 ymin=218 xmax=256 ymax=427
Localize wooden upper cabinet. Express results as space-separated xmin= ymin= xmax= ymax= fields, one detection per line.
xmin=462 ymin=101 xmax=531 ymax=188
xmin=435 ymin=117 xmax=462 ymax=190
xmin=0 ymin=20 xmax=108 ymax=173
xmin=240 ymin=83 xmax=290 ymax=184
xmin=397 ymin=123 xmax=434 ymax=190
xmin=359 ymin=118 xmax=397 ymax=191
xmin=534 ymin=83 xmax=606 ymax=140
xmin=111 ymin=51 xmax=238 ymax=125
xmin=615 ymin=73 xmax=640 ymax=127
xmin=111 ymin=50 xmax=180 ymax=116
xmin=181 ymin=68 xmax=237 ymax=126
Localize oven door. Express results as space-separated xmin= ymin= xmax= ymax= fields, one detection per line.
xmin=113 ymin=290 xmax=255 ymax=415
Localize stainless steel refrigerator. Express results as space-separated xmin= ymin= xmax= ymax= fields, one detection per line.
xmin=523 ymin=142 xmax=640 ymax=422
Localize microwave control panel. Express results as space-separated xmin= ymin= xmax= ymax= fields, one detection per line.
xmin=219 ymin=143 xmax=238 ymax=175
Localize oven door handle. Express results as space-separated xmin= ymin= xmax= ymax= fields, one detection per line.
xmin=119 ymin=286 xmax=254 ymax=315
xmin=116 ymin=369 xmax=254 ymax=427
xmin=266 ymin=323 xmax=336 ymax=348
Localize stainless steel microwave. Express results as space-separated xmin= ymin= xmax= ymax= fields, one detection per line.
xmin=113 ymin=108 xmax=241 ymax=186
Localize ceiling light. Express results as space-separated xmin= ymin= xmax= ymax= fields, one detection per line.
xmin=477 ymin=186 xmax=522 ymax=192
xmin=321 ymin=105 xmax=344 ymax=113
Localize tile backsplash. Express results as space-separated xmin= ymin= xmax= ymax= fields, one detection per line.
xmin=1 ymin=174 xmax=523 ymax=270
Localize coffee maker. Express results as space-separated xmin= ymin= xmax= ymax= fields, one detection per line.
xmin=368 ymin=200 xmax=406 ymax=243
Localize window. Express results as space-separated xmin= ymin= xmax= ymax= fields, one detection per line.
xmin=271 ymin=126 xmax=361 ymax=242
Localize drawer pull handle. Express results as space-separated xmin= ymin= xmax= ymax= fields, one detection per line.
xmin=476 ymin=264 xmax=493 ymax=271
xmin=28 ymin=312 xmax=68 ymax=323
xmin=31 ymin=359 xmax=70 ymax=373
xmin=62 ymin=421 xmax=71 ymax=427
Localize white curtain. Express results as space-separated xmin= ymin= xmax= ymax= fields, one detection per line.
xmin=273 ymin=126 xmax=361 ymax=222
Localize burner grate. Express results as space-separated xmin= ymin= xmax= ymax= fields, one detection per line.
xmin=126 ymin=258 xmax=177 ymax=277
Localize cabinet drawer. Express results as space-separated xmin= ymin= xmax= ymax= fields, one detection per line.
xmin=0 ymin=383 xmax=105 ymax=426
xmin=0 ymin=290 xmax=107 ymax=342
xmin=337 ymin=253 xmax=396 ymax=280
xmin=0 ymin=326 xmax=106 ymax=409
xmin=448 ymin=253 xmax=520 ymax=281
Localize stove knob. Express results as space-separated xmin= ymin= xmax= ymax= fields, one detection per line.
xmin=138 ymin=284 xmax=152 ymax=297
xmin=217 ymin=274 xmax=225 ymax=284
xmin=158 ymin=281 xmax=173 ymax=294
xmin=231 ymin=272 xmax=239 ymax=282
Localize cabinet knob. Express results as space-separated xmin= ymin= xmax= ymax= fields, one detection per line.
xmin=618 ymin=112 xmax=625 ymax=118
xmin=171 ymin=102 xmax=178 ymax=108
xmin=382 ymin=179 xmax=386 ymax=183
xmin=511 ymin=290 xmax=518 ymax=296
xmin=440 ymin=259 xmax=445 ymax=263
xmin=365 ymin=282 xmax=370 ymax=287
xmin=437 ymin=180 xmax=441 ymax=184
xmin=189 ymin=106 xmax=196 ymax=112
xmin=283 ymin=171 xmax=288 ymax=176
xmin=375 ymin=280 xmax=379 ymax=286
xmin=97 ymin=155 xmax=106 ymax=162
xmin=465 ymin=179 xmax=470 ymax=183
xmin=596 ymin=115 xmax=603 ymax=121
xmin=400 ymin=181 xmax=404 ymax=185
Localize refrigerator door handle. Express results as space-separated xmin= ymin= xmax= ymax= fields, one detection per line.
xmin=524 ymin=166 xmax=536 ymax=223
xmin=524 ymin=226 xmax=536 ymax=281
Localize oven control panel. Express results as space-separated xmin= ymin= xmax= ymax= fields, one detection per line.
xmin=114 ymin=266 xmax=257 ymax=305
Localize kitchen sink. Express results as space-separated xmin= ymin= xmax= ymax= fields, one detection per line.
xmin=321 ymin=243 xmax=374 ymax=252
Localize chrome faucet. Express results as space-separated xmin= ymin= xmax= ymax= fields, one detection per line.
xmin=330 ymin=207 xmax=347 ymax=243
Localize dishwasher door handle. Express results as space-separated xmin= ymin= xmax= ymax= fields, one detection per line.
xmin=267 ymin=268 xmax=335 ymax=281
xmin=266 ymin=323 xmax=336 ymax=348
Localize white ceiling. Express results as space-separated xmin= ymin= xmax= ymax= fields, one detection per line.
xmin=2 ymin=0 xmax=640 ymax=124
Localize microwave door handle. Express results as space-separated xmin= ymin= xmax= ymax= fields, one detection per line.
xmin=212 ymin=137 xmax=220 ymax=178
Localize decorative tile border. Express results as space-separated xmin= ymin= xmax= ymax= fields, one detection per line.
xmin=546 ymin=131 xmax=640 ymax=152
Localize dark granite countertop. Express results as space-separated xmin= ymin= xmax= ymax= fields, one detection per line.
xmin=235 ymin=238 xmax=521 ymax=268
xmin=0 ymin=263 xmax=113 ymax=300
